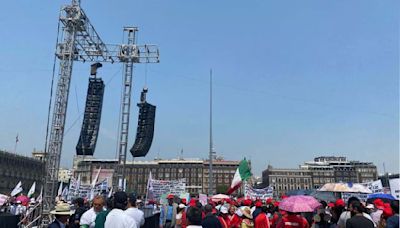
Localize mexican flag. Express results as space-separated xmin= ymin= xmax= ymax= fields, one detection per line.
xmin=227 ymin=159 xmax=252 ymax=194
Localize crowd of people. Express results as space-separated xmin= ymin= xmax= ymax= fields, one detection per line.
xmin=45 ymin=192 xmax=399 ymax=228
xmin=1 ymin=191 xmax=399 ymax=228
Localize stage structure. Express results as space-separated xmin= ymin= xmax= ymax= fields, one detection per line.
xmin=130 ymin=88 xmax=156 ymax=157
xmin=42 ymin=0 xmax=159 ymax=225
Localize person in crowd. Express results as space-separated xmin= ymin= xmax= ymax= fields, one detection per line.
xmin=49 ymin=202 xmax=74 ymax=228
xmin=312 ymin=201 xmax=333 ymax=228
xmin=345 ymin=201 xmax=374 ymax=228
xmin=80 ymin=195 xmax=105 ymax=228
xmin=277 ymin=211 xmax=309 ymax=228
xmin=202 ymin=204 xmax=223 ymax=228
xmin=255 ymin=204 xmax=270 ymax=228
xmin=14 ymin=200 xmax=26 ymax=217
xmin=330 ymin=199 xmax=345 ymax=226
xmin=94 ymin=197 xmax=113 ymax=228
xmin=337 ymin=197 xmax=374 ymax=228
xmin=385 ymin=200 xmax=399 ymax=228
xmin=253 ymin=201 xmax=263 ymax=220
xmin=125 ymin=193 xmax=145 ymax=228
xmin=175 ymin=203 xmax=186 ymax=228
xmin=105 ymin=191 xmax=136 ymax=228
xmin=229 ymin=204 xmax=242 ymax=228
xmin=241 ymin=206 xmax=254 ymax=228
xmin=186 ymin=206 xmax=203 ymax=228
xmin=160 ymin=194 xmax=178 ymax=228
xmin=217 ymin=205 xmax=231 ymax=228
xmin=371 ymin=199 xmax=385 ymax=225
xmin=377 ymin=204 xmax=393 ymax=228
xmin=69 ymin=198 xmax=87 ymax=228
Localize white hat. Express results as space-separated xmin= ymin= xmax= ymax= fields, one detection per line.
xmin=50 ymin=202 xmax=73 ymax=215
xmin=366 ymin=204 xmax=375 ymax=209
xmin=220 ymin=206 xmax=228 ymax=214
xmin=178 ymin=203 xmax=186 ymax=209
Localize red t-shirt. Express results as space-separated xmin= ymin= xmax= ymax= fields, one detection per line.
xmin=278 ymin=214 xmax=309 ymax=228
xmin=229 ymin=214 xmax=242 ymax=228
xmin=255 ymin=212 xmax=271 ymax=228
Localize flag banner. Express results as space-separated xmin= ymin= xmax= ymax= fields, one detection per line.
xmin=389 ymin=178 xmax=400 ymax=200
xmin=27 ymin=182 xmax=36 ymax=198
xmin=68 ymin=177 xmax=109 ymax=200
xmin=146 ymin=176 xmax=186 ymax=201
xmin=57 ymin=182 xmax=63 ymax=196
xmin=342 ymin=192 xmax=369 ymax=202
xmin=11 ymin=181 xmax=23 ymax=197
xmin=361 ymin=180 xmax=383 ymax=194
xmin=199 ymin=194 xmax=208 ymax=206
xmin=244 ymin=183 xmax=273 ymax=200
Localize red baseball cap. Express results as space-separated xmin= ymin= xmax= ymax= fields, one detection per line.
xmin=255 ymin=201 xmax=262 ymax=207
xmin=167 ymin=194 xmax=175 ymax=199
xmin=335 ymin=199 xmax=345 ymax=207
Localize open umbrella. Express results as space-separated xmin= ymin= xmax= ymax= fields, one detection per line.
xmin=310 ymin=191 xmax=337 ymax=203
xmin=367 ymin=193 xmax=396 ymax=204
xmin=279 ymin=195 xmax=321 ymax=213
xmin=319 ymin=183 xmax=372 ymax=194
xmin=211 ymin=194 xmax=230 ymax=202
xmin=16 ymin=195 xmax=30 ymax=206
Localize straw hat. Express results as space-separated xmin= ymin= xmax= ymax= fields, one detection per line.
xmin=50 ymin=202 xmax=73 ymax=215
xmin=241 ymin=207 xmax=253 ymax=219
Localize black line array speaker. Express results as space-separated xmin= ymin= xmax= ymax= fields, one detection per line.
xmin=76 ymin=77 xmax=105 ymax=156
xmin=130 ymin=88 xmax=156 ymax=157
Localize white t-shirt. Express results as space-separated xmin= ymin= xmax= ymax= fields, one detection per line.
xmin=105 ymin=208 xmax=137 ymax=228
xmin=125 ymin=207 xmax=145 ymax=227
xmin=337 ymin=211 xmax=376 ymax=228
xmin=80 ymin=208 xmax=98 ymax=228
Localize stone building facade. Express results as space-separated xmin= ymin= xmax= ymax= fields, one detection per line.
xmin=0 ymin=150 xmax=44 ymax=195
xmin=74 ymin=157 xmax=241 ymax=196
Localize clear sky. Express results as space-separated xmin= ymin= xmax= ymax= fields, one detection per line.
xmin=0 ymin=0 xmax=398 ymax=176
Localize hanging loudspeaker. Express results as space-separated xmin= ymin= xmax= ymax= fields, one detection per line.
xmin=130 ymin=88 xmax=156 ymax=157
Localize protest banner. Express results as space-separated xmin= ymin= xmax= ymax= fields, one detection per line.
xmin=362 ymin=180 xmax=383 ymax=194
xmin=146 ymin=175 xmax=186 ymax=202
xmin=199 ymin=194 xmax=208 ymax=206
xmin=389 ymin=178 xmax=400 ymax=200
xmin=244 ymin=183 xmax=273 ymax=200
xmin=342 ymin=192 xmax=368 ymax=202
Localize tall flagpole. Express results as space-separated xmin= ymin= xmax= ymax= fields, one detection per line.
xmin=208 ymin=69 xmax=214 ymax=195
xmin=14 ymin=134 xmax=19 ymax=154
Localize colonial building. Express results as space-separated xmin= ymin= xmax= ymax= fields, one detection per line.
xmin=262 ymin=166 xmax=313 ymax=197
xmin=301 ymin=156 xmax=378 ymax=189
xmin=74 ymin=157 xmax=241 ymax=196
xmin=0 ymin=150 xmax=44 ymax=195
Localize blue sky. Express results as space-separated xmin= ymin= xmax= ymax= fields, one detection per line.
xmin=0 ymin=0 xmax=398 ymax=176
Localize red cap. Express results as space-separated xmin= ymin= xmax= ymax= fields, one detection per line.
xmin=255 ymin=201 xmax=262 ymax=207
xmin=328 ymin=203 xmax=335 ymax=208
xmin=243 ymin=199 xmax=252 ymax=206
xmin=274 ymin=201 xmax=280 ymax=207
xmin=281 ymin=195 xmax=288 ymax=199
xmin=383 ymin=207 xmax=393 ymax=218
xmin=335 ymin=199 xmax=345 ymax=207
xmin=189 ymin=199 xmax=197 ymax=207
xmin=373 ymin=199 xmax=385 ymax=209
xmin=266 ymin=198 xmax=273 ymax=204
xmin=167 ymin=194 xmax=175 ymax=199
xmin=181 ymin=198 xmax=187 ymax=205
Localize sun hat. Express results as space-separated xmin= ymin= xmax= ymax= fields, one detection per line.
xmin=241 ymin=207 xmax=253 ymax=219
xmin=50 ymin=202 xmax=73 ymax=215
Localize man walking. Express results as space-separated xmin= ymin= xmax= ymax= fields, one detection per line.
xmin=159 ymin=194 xmax=178 ymax=228
xmin=125 ymin=193 xmax=145 ymax=227
xmin=105 ymin=191 xmax=137 ymax=228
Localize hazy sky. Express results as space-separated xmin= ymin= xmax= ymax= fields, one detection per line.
xmin=0 ymin=0 xmax=398 ymax=176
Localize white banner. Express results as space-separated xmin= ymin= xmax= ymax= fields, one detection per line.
xmin=389 ymin=178 xmax=400 ymax=200
xmin=342 ymin=192 xmax=369 ymax=202
xmin=245 ymin=183 xmax=273 ymax=200
xmin=146 ymin=177 xmax=186 ymax=201
xmin=362 ymin=180 xmax=383 ymax=194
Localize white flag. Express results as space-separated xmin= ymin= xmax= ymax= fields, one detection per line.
xmin=27 ymin=182 xmax=36 ymax=198
xmin=108 ymin=187 xmax=113 ymax=198
xmin=57 ymin=182 xmax=63 ymax=196
xmin=61 ymin=187 xmax=69 ymax=200
xmin=36 ymin=187 xmax=43 ymax=203
xmin=11 ymin=181 xmax=23 ymax=196
xmin=92 ymin=168 xmax=102 ymax=188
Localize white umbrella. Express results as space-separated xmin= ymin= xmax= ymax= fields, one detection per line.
xmin=319 ymin=183 xmax=372 ymax=194
xmin=212 ymin=194 xmax=230 ymax=202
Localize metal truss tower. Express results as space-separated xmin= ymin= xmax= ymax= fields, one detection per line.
xmin=42 ymin=0 xmax=159 ymax=225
